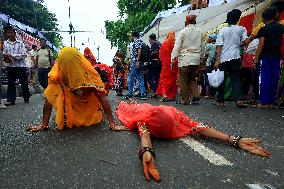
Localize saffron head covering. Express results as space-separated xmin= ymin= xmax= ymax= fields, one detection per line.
xmin=56 ymin=47 xmax=105 ymax=91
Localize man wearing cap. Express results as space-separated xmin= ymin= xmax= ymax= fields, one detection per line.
xmin=171 ymin=15 xmax=206 ymax=105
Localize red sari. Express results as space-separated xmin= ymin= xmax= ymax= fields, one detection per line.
xmin=156 ymin=32 xmax=178 ymax=99
xmin=116 ymin=101 xmax=208 ymax=139
xmin=95 ymin=64 xmax=114 ymax=94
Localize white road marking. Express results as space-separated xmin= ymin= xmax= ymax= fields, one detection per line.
xmin=180 ymin=136 xmax=233 ymax=166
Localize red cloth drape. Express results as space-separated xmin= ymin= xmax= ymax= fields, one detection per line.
xmin=239 ymin=13 xmax=255 ymax=35
xmin=116 ymin=102 xmax=208 ymax=139
xmin=156 ymin=32 xmax=178 ymax=99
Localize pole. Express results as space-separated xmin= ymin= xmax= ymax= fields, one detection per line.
xmin=97 ymin=45 xmax=100 ymax=60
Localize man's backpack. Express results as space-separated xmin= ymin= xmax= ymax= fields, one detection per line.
xmin=140 ymin=43 xmax=151 ymax=63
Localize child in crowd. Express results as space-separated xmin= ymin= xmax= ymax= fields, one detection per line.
xmin=254 ymin=7 xmax=284 ymax=108
xmin=241 ymin=38 xmax=259 ymax=102
xmin=204 ymin=34 xmax=217 ymax=99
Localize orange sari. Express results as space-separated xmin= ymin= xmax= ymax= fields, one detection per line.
xmin=44 ymin=47 xmax=106 ymax=130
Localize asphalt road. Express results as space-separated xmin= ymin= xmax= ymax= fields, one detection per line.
xmin=0 ymin=92 xmax=283 ymax=189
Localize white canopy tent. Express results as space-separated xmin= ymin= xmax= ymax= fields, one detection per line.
xmin=141 ymin=0 xmax=273 ymax=44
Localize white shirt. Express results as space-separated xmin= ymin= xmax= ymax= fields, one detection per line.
xmin=216 ymin=25 xmax=247 ymax=63
xmin=3 ymin=39 xmax=28 ymax=67
xmin=172 ymin=24 xmax=206 ymax=67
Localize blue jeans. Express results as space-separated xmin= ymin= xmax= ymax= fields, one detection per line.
xmin=259 ymin=58 xmax=281 ymax=105
xmin=127 ymin=62 xmax=146 ymax=97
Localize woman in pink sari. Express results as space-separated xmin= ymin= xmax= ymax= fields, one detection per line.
xmin=156 ymin=32 xmax=178 ymax=102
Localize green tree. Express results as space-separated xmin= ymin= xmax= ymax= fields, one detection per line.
xmin=0 ymin=0 xmax=61 ymax=47
xmin=105 ymin=0 xmax=176 ymax=54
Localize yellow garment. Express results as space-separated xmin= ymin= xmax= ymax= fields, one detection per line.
xmin=252 ymin=21 xmax=284 ymax=37
xmin=44 ymin=47 xmax=106 ymax=130
xmin=251 ymin=23 xmax=265 ymax=37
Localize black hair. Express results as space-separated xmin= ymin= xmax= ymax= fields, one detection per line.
xmin=226 ymin=9 xmax=242 ymax=25
xmin=149 ymin=33 xmax=157 ymax=40
xmin=131 ymin=31 xmax=140 ymax=38
xmin=262 ymin=7 xmax=278 ymax=21
xmin=4 ymin=24 xmax=15 ymax=33
xmin=32 ymin=45 xmax=37 ymax=49
xmin=271 ymin=1 xmax=284 ymax=12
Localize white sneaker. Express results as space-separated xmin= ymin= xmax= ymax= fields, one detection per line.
xmin=0 ymin=103 xmax=6 ymax=109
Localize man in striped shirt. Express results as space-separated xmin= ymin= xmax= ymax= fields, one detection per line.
xmin=3 ymin=25 xmax=30 ymax=105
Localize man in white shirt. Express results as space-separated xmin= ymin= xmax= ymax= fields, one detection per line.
xmin=3 ymin=25 xmax=30 ymax=105
xmin=172 ymin=15 xmax=206 ymax=105
xmin=36 ymin=39 xmax=53 ymax=89
xmin=214 ymin=9 xmax=247 ymax=108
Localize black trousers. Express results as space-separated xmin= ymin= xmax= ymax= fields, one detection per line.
xmin=217 ymin=59 xmax=243 ymax=103
xmin=7 ymin=67 xmax=30 ymax=102
xmin=240 ymin=67 xmax=253 ymax=97
xmin=38 ymin=68 xmax=51 ymax=89
xmin=148 ymin=60 xmax=161 ymax=93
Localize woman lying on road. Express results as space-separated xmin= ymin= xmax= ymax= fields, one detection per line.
xmin=27 ymin=47 xmax=128 ymax=132
xmin=116 ymin=100 xmax=270 ymax=182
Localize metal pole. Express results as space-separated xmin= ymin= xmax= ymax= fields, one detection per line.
xmin=97 ymin=46 xmax=100 ymax=60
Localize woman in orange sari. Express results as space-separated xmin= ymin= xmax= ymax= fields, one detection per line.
xmin=27 ymin=47 xmax=126 ymax=132
xmin=156 ymin=32 xmax=178 ymax=102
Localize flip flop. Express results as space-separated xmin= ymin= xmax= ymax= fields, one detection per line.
xmin=175 ymin=100 xmax=190 ymax=105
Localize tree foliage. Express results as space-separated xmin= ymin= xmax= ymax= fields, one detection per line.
xmin=0 ymin=0 xmax=61 ymax=47
xmin=105 ymin=0 xmax=176 ymax=53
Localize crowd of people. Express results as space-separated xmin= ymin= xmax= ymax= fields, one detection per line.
xmin=0 ymin=25 xmax=54 ymax=109
xmin=112 ymin=2 xmax=284 ymax=109
xmin=0 ymin=1 xmax=282 ymax=183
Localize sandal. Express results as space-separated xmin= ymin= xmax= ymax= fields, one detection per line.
xmin=256 ymin=104 xmax=273 ymax=109
xmin=150 ymin=93 xmax=158 ymax=98
xmin=236 ymin=102 xmax=247 ymax=108
xmin=26 ymin=124 xmax=49 ymax=132
xmin=160 ymin=97 xmax=174 ymax=102
xmin=175 ymin=100 xmax=190 ymax=105
xmin=217 ymin=102 xmax=225 ymax=107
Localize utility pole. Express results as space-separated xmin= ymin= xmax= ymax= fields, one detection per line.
xmin=97 ymin=45 xmax=100 ymax=60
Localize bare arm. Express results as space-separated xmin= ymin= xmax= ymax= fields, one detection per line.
xmin=242 ymin=34 xmax=255 ymax=47
xmin=35 ymin=55 xmax=39 ymax=68
xmin=214 ymin=45 xmax=223 ymax=69
xmin=137 ymin=48 xmax=142 ymax=60
xmin=97 ymin=95 xmax=115 ymax=125
xmin=138 ymin=123 xmax=160 ymax=182
xmin=253 ymin=37 xmax=265 ymax=65
xmin=198 ymin=126 xmax=270 ymax=157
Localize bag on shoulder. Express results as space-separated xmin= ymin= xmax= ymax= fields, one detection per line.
xmin=140 ymin=43 xmax=151 ymax=63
